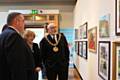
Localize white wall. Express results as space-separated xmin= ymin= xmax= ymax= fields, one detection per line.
xmin=74 ymin=0 xmax=115 ymax=80
xmin=0 ymin=12 xmax=8 ymax=33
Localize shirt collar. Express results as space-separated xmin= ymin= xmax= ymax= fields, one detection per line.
xmin=9 ymin=26 xmax=20 ymax=34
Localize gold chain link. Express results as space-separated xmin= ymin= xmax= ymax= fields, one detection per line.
xmin=45 ymin=33 xmax=61 ymax=46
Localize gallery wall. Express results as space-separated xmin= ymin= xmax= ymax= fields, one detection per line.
xmin=73 ymin=0 xmax=116 ymax=80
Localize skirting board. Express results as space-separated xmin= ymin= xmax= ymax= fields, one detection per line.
xmin=73 ymin=64 xmax=83 ymax=80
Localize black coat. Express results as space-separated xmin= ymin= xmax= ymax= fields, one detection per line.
xmin=0 ymin=27 xmax=35 ymax=80
xmin=32 ymin=43 xmax=40 ymax=67
xmin=39 ymin=33 xmax=69 ymax=71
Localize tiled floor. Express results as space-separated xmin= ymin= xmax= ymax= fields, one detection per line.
xmin=38 ymin=67 xmax=81 ymax=80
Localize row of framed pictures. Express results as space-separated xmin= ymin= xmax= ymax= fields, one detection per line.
xmin=75 ymin=22 xmax=87 ymax=39
xmin=75 ymin=15 xmax=110 ymax=40
xmin=79 ymin=22 xmax=88 ymax=39
xmin=75 ymin=41 xmax=87 ymax=59
xmin=74 ymin=0 xmax=120 ymax=79
xmin=75 ymin=41 xmax=120 ymax=80
xmin=96 ymin=0 xmax=120 ymax=79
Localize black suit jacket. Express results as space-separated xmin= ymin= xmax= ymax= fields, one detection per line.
xmin=39 ymin=33 xmax=69 ymax=71
xmin=0 ymin=27 xmax=35 ymax=80
xmin=32 ymin=43 xmax=40 ymax=67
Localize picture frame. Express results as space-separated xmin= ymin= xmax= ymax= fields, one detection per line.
xmin=75 ymin=41 xmax=79 ymax=55
xmin=88 ymin=27 xmax=97 ymax=53
xmin=98 ymin=41 xmax=111 ymax=80
xmin=82 ymin=41 xmax=87 ymax=59
xmin=99 ymin=14 xmax=110 ymax=38
xmin=79 ymin=27 xmax=82 ymax=39
xmin=79 ymin=41 xmax=83 ymax=57
xmin=115 ymin=0 xmax=120 ymax=35
xmin=82 ymin=22 xmax=88 ymax=39
xmin=79 ymin=22 xmax=88 ymax=39
xmin=75 ymin=29 xmax=79 ymax=39
xmin=112 ymin=42 xmax=120 ymax=80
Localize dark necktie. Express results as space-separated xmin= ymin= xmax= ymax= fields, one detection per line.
xmin=52 ymin=35 xmax=56 ymax=43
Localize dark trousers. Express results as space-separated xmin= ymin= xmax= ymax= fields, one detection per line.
xmin=34 ymin=72 xmax=38 ymax=80
xmin=46 ymin=66 xmax=68 ymax=80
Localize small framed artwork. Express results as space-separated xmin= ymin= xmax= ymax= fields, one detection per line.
xmin=115 ymin=0 xmax=120 ymax=35
xmin=88 ymin=27 xmax=97 ymax=53
xmin=79 ymin=27 xmax=83 ymax=39
xmin=81 ymin=22 xmax=88 ymax=39
xmin=75 ymin=29 xmax=79 ymax=40
xmin=79 ymin=41 xmax=83 ymax=57
xmin=99 ymin=14 xmax=110 ymax=38
xmin=112 ymin=42 xmax=120 ymax=80
xmin=79 ymin=22 xmax=88 ymax=39
xmin=75 ymin=41 xmax=79 ymax=55
xmin=98 ymin=41 xmax=111 ymax=80
xmin=82 ymin=41 xmax=87 ymax=59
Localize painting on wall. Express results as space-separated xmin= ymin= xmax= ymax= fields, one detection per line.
xmin=115 ymin=0 xmax=120 ymax=35
xmin=79 ymin=27 xmax=82 ymax=39
xmin=98 ymin=41 xmax=110 ymax=80
xmin=79 ymin=41 xmax=83 ymax=57
xmin=88 ymin=27 xmax=97 ymax=53
xmin=112 ymin=42 xmax=120 ymax=80
xmin=75 ymin=29 xmax=79 ymax=40
xmin=75 ymin=41 xmax=79 ymax=55
xmin=116 ymin=45 xmax=120 ymax=80
xmin=79 ymin=22 xmax=88 ymax=39
xmin=99 ymin=14 xmax=110 ymax=38
xmin=82 ymin=41 xmax=87 ymax=59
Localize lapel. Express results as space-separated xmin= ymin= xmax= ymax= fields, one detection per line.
xmin=47 ymin=35 xmax=53 ymax=41
xmin=47 ymin=34 xmax=56 ymax=43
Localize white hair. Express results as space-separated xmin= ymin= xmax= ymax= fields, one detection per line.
xmin=47 ymin=23 xmax=55 ymax=29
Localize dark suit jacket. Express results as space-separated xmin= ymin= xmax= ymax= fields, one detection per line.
xmin=32 ymin=43 xmax=40 ymax=67
xmin=39 ymin=33 xmax=69 ymax=71
xmin=0 ymin=27 xmax=35 ymax=80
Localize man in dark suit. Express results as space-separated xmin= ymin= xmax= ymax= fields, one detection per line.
xmin=0 ymin=12 xmax=35 ymax=80
xmin=39 ymin=23 xmax=70 ymax=80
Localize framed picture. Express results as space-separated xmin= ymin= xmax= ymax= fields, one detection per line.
xmin=99 ymin=14 xmax=110 ymax=38
xmin=79 ymin=27 xmax=83 ymax=39
xmin=116 ymin=44 xmax=120 ymax=80
xmin=112 ymin=42 xmax=120 ymax=80
xmin=79 ymin=41 xmax=83 ymax=57
xmin=82 ymin=22 xmax=88 ymax=39
xmin=115 ymin=0 xmax=120 ymax=35
xmin=82 ymin=41 xmax=87 ymax=59
xmin=98 ymin=41 xmax=111 ymax=80
xmin=79 ymin=22 xmax=88 ymax=39
xmin=88 ymin=27 xmax=97 ymax=53
xmin=75 ymin=29 xmax=79 ymax=39
xmin=75 ymin=41 xmax=79 ymax=55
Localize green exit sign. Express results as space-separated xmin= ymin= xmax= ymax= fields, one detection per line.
xmin=32 ymin=10 xmax=38 ymax=14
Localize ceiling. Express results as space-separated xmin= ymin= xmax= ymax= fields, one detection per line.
xmin=0 ymin=0 xmax=77 ymax=5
